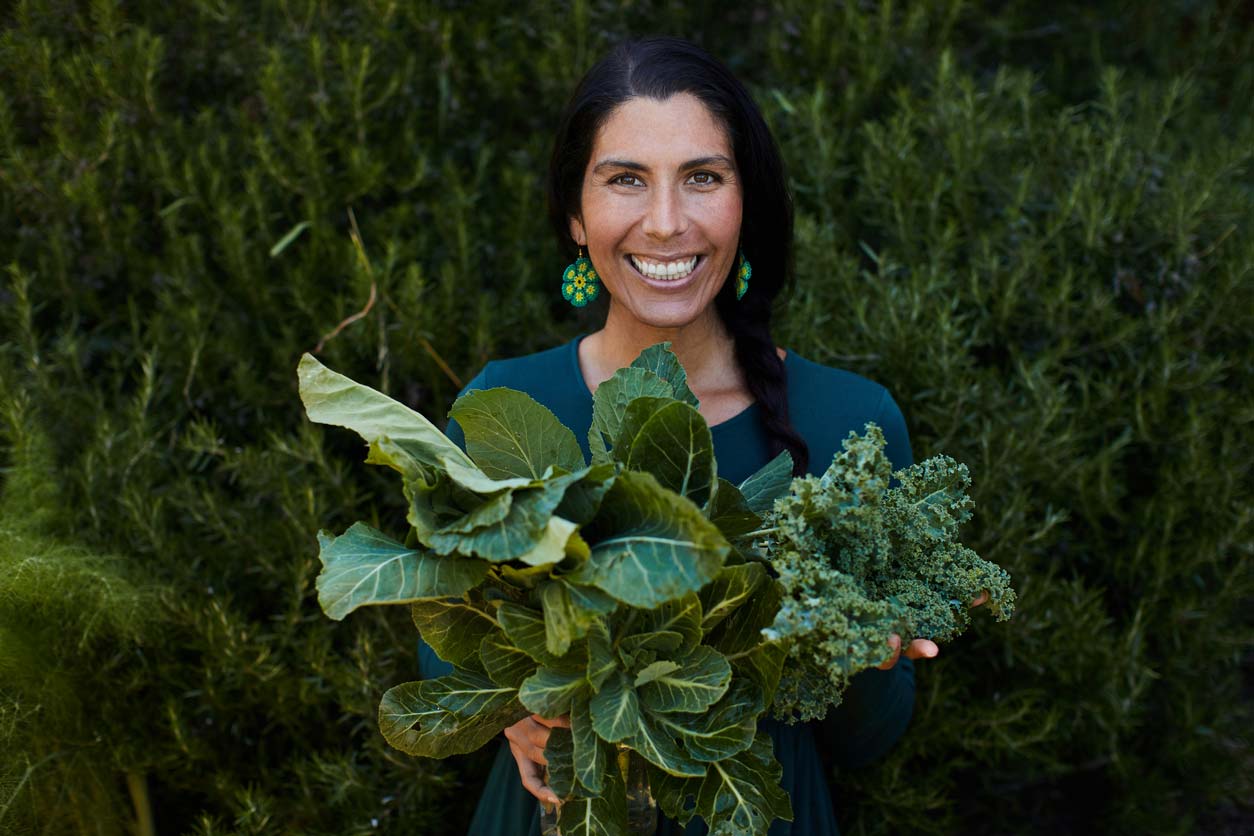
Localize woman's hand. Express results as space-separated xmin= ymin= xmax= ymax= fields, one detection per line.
xmin=503 ymin=713 xmax=571 ymax=806
xmin=877 ymin=591 xmax=989 ymax=669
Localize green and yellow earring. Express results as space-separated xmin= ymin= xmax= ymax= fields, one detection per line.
xmin=562 ymin=246 xmax=601 ymax=307
xmin=735 ymin=248 xmax=752 ymax=300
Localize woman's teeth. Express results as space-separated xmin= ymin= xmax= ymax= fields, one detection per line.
xmin=630 ymin=254 xmax=698 ymax=281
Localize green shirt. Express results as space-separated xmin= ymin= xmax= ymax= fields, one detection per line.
xmin=424 ymin=334 xmax=917 ymax=836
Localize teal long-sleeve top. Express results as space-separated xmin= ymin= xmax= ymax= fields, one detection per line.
xmin=419 ymin=334 xmax=917 ymax=836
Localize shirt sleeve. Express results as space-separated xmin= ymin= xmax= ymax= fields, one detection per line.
xmin=416 ymin=362 xmax=493 ymax=682
xmin=817 ymin=386 xmax=917 ymax=769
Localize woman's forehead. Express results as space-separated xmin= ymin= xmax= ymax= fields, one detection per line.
xmin=589 ymin=93 xmax=733 ymax=167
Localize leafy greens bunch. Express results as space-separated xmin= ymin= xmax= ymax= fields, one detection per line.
xmin=298 ymin=344 xmax=796 ymax=836
xmin=758 ymin=426 xmax=1018 ymax=723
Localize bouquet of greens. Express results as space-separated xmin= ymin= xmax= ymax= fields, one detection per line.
xmin=298 ymin=343 xmax=1014 ymax=836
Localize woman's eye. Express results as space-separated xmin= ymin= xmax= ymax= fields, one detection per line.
xmin=690 ymin=171 xmax=720 ymax=185
xmin=611 ymin=174 xmax=642 ymax=187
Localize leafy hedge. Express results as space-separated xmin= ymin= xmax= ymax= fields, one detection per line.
xmin=1 ymin=1 xmax=1250 ymax=834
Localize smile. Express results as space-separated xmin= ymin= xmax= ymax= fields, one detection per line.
xmin=628 ymin=254 xmax=701 ymax=282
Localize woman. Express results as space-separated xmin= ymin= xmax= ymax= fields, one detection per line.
xmin=425 ymin=36 xmax=961 ymax=835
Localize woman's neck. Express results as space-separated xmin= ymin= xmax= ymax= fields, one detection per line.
xmin=579 ymin=305 xmax=742 ymax=398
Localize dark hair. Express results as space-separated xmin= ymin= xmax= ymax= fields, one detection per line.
xmin=546 ymin=36 xmax=809 ymax=476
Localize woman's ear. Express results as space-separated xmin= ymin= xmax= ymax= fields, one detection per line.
xmin=568 ymin=216 xmax=585 ymax=247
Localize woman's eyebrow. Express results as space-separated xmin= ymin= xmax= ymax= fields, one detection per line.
xmin=592 ymin=154 xmax=735 ymax=175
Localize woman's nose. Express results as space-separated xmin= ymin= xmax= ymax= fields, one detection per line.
xmin=640 ymin=184 xmax=687 ymax=239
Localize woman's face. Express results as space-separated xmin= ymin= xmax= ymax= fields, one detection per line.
xmin=570 ymin=93 xmax=743 ymax=330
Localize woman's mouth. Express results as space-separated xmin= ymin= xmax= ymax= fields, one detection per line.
xmin=626 ymin=254 xmax=703 ymax=288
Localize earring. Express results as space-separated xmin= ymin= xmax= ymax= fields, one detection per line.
xmin=561 ymin=246 xmax=601 ymax=307
xmin=735 ymin=248 xmax=752 ymax=300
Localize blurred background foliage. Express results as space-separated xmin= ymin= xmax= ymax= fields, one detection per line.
xmin=1 ymin=0 xmax=1251 ymax=833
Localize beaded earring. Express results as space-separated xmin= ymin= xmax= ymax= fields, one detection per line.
xmin=561 ymin=246 xmax=601 ymax=307
xmin=735 ymin=248 xmax=752 ymax=300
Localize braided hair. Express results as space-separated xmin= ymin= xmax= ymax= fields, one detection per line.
xmin=546 ymin=36 xmax=809 ymax=476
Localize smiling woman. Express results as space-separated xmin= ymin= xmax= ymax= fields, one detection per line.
xmin=425 ymin=36 xmax=934 ymax=836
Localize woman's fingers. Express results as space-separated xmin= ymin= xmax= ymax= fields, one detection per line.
xmin=971 ymin=591 xmax=989 ymax=607
xmin=878 ymin=633 xmax=902 ymax=669
xmin=532 ymin=713 xmax=571 ymax=729
xmin=509 ymin=740 xmax=559 ymax=805
xmin=904 ymin=638 xmax=939 ymax=660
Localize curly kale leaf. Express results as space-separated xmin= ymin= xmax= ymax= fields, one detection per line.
xmin=762 ymin=424 xmax=1016 ymax=723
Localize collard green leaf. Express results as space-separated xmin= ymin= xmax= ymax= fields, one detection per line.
xmin=638 ymin=593 xmax=703 ymax=653
xmin=557 ymin=763 xmax=628 ymax=836
xmin=738 ymin=450 xmax=794 ymax=515
xmin=410 ymin=600 xmax=497 ymax=670
xmin=544 ymin=726 xmax=576 ymax=798
xmin=633 ymin=660 xmax=682 ymax=687
xmin=611 ymin=396 xmax=672 ymax=465
xmin=698 ymin=563 xmax=767 ymax=633
xmin=555 ymin=462 xmax=618 ymax=527
xmin=298 ymin=353 xmax=530 ymax=494
xmin=730 ymin=642 xmax=787 ymax=711
xmin=540 ymin=578 xmax=618 ymax=656
xmin=589 ymin=670 xmax=642 ymax=743
xmin=519 ymin=666 xmax=588 ymax=718
xmin=588 ymin=367 xmax=674 ymax=464
xmin=497 ymin=602 xmax=564 ymax=668
xmin=625 ymin=711 xmax=706 ymax=778
xmin=623 ymin=401 xmax=716 ymax=508
xmin=619 ymin=630 xmax=683 ymax=662
xmin=650 ymin=731 xmax=792 ymax=835
xmin=315 ymin=522 xmax=488 ymax=620
xmin=516 ymin=515 xmax=580 ymax=567
xmin=706 ymin=576 xmax=783 ymax=656
xmin=426 ymin=475 xmax=577 ymax=562
xmin=637 ymin=645 xmax=731 ymax=714
xmin=570 ymin=695 xmax=610 ymax=795
xmin=378 ymin=671 xmax=527 ymax=758
xmin=571 ymin=471 xmax=728 ymax=608
xmin=586 ymin=623 xmax=619 ymax=692
xmin=449 ymin=388 xmax=585 ymax=479
xmin=705 ymin=478 xmax=763 ymax=542
xmin=479 ymin=629 xmax=537 ymax=688
xmin=630 ymin=342 xmax=699 ymax=408
xmin=650 ymin=678 xmax=761 ymax=762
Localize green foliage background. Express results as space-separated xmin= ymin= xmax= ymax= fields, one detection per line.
xmin=1 ymin=1 xmax=1251 ymax=833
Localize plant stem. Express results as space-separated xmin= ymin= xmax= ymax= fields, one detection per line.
xmin=126 ymin=771 xmax=156 ymax=836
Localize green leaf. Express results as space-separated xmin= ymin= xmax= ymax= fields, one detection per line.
xmin=479 ymin=629 xmax=536 ymax=688
xmin=587 ymin=367 xmax=674 ymax=464
xmin=633 ymin=660 xmax=682 ymax=687
xmin=269 ymin=220 xmax=311 ymax=257
xmin=518 ymin=666 xmax=588 ymax=718
xmin=610 ymin=396 xmax=672 ymax=465
xmin=556 ymin=763 xmax=628 ymax=836
xmin=738 ymin=450 xmax=794 ymax=515
xmin=731 ymin=642 xmax=787 ymax=711
xmin=586 ymin=623 xmax=619 ymax=692
xmin=589 ymin=670 xmax=642 ymax=743
xmin=706 ymin=577 xmax=783 ymax=656
xmin=705 ymin=478 xmax=763 ymax=542
xmin=570 ymin=695 xmax=610 ymax=795
xmin=637 ymin=645 xmax=731 ymax=714
xmin=638 ymin=593 xmax=703 ymax=652
xmin=651 ymin=731 xmax=792 ymax=834
xmin=315 ymin=522 xmax=488 ymax=620
xmin=298 ymin=353 xmax=530 ymax=494
xmin=540 ymin=578 xmax=618 ymax=656
xmin=650 ymin=678 xmax=761 ymax=762
xmin=410 ymin=600 xmax=497 ymax=670
xmin=378 ymin=671 xmax=527 ymax=758
xmin=517 ymin=515 xmax=580 ymax=567
xmin=623 ymin=401 xmax=716 ymax=508
xmin=554 ymin=462 xmax=618 ymax=526
xmin=571 ymin=471 xmax=728 ymax=608
xmin=497 ymin=602 xmax=566 ymax=668
xmin=449 ymin=388 xmax=585 ymax=479
xmin=698 ymin=563 xmax=767 ymax=632
xmin=426 ymin=475 xmax=577 ymax=562
xmin=630 ymin=342 xmax=699 ymax=408
xmin=624 ymin=711 xmax=706 ymax=778
xmin=544 ymin=726 xmax=576 ymax=798
xmin=619 ymin=630 xmax=683 ymax=661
